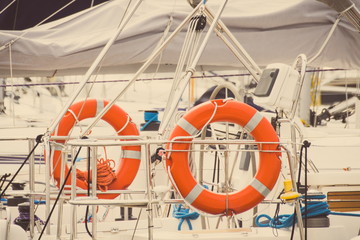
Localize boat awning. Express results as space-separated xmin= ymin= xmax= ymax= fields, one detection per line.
xmin=0 ymin=0 xmax=360 ymax=77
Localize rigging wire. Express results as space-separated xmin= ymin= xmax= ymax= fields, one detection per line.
xmin=0 ymin=0 xmax=78 ymax=52
xmin=68 ymin=0 xmax=133 ymax=137
xmin=38 ymin=146 xmax=83 ymax=240
xmin=0 ymin=135 xmax=43 ymax=199
xmin=148 ymin=0 xmax=176 ymax=82
xmin=0 ymin=68 xmax=349 ymax=89
xmin=148 ymin=15 xmax=174 ymax=84
xmin=40 ymin=3 xmax=135 ymax=237
xmin=145 ymin=0 xmax=177 ymax=85
xmin=47 ymin=0 xmax=140 ymax=138
xmin=8 ymin=44 xmax=15 ymax=126
xmin=344 ymin=70 xmax=349 ymax=128
xmin=49 ymin=0 xmax=133 ymax=186
xmin=131 ymin=208 xmax=143 ymax=240
xmin=116 ymin=0 xmax=132 ymax=28
xmin=11 ymin=0 xmax=20 ymax=30
xmin=308 ymin=15 xmax=342 ymax=64
xmin=161 ymin=14 xmax=205 ymax=135
xmin=0 ymin=0 xmax=16 ymax=15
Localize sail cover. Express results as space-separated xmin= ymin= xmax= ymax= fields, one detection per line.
xmin=0 ymin=0 xmax=359 ymax=77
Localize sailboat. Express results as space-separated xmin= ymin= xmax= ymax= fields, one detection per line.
xmin=1 ymin=0 xmax=360 ymax=239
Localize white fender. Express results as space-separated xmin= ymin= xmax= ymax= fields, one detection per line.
xmin=0 ymin=219 xmax=28 ymax=240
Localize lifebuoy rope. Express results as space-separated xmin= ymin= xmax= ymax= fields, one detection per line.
xmin=116 ymin=115 xmax=130 ymax=134
xmin=50 ymin=99 xmax=141 ymax=201
xmin=51 ymin=97 xmax=93 ymax=184
xmin=67 ymin=109 xmax=81 ymax=125
xmin=167 ymin=101 xmax=219 ymax=158
xmin=166 ymin=99 xmax=282 ymax=215
xmin=64 ymin=107 xmax=92 ymax=136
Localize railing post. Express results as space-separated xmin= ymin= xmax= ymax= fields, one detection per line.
xmin=28 ymin=138 xmax=35 ymax=238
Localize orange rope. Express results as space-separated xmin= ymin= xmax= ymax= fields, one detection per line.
xmin=75 ymin=158 xmax=117 ymax=192
xmin=96 ymin=158 xmax=117 ymax=192
xmin=76 ymin=169 xmax=88 ymax=182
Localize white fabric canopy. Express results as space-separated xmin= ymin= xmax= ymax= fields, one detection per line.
xmin=0 ymin=0 xmax=359 ymax=77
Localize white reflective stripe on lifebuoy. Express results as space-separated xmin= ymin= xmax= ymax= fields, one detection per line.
xmin=250 ymin=178 xmax=270 ymax=197
xmin=53 ymin=145 xmax=63 ymax=151
xmin=244 ymin=111 xmax=263 ymax=133
xmin=96 ymin=99 xmax=105 ymax=116
xmin=122 ymin=150 xmax=141 ymax=160
xmin=184 ymin=184 xmax=203 ymax=204
xmin=177 ymin=118 xmax=198 ymax=136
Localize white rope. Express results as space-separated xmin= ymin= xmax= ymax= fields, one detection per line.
xmin=183 ymin=21 xmax=198 ymax=70
xmin=167 ymin=101 xmax=219 ymax=158
xmin=174 ymin=18 xmax=197 ymax=85
xmin=116 ymin=114 xmax=130 ymax=134
xmin=187 ymin=28 xmax=203 ymax=67
xmin=149 ymin=0 xmax=177 ymax=84
xmin=51 ymin=0 xmax=135 ymax=141
xmin=162 ymin=16 xmax=205 ymax=135
xmin=65 ymin=1 xmax=135 ymax=139
xmin=340 ymin=3 xmax=355 ymax=15
xmin=66 ymin=109 xmax=81 ymax=125
xmin=162 ymin=18 xmax=196 ymax=127
xmin=308 ymin=15 xmax=342 ymax=64
xmin=0 ymin=0 xmax=16 ymax=15
xmin=49 ymin=143 xmax=65 ymax=178
xmin=150 ymin=16 xmax=174 ymax=81
xmin=171 ymin=101 xmax=218 ymax=141
xmin=344 ymin=70 xmax=349 ymax=128
xmin=0 ymin=0 xmax=77 ymax=52
xmin=9 ymin=44 xmax=15 ymax=126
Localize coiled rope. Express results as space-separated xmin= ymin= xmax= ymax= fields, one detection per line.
xmin=256 ymin=195 xmax=360 ymax=228
xmin=172 ymin=204 xmax=200 ymax=230
xmin=76 ymin=158 xmax=117 ymax=192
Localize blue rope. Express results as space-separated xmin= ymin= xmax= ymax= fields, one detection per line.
xmin=172 ymin=204 xmax=200 ymax=231
xmin=330 ymin=211 xmax=360 ymax=217
xmin=256 ymin=199 xmax=360 ymax=229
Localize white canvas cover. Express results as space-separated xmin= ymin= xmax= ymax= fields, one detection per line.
xmin=0 ymin=0 xmax=359 ymax=77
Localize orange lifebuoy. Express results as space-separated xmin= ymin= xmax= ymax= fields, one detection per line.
xmin=166 ymin=99 xmax=281 ymax=215
xmin=51 ymin=99 xmax=141 ymax=199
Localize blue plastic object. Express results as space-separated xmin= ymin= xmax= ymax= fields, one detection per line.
xmin=140 ymin=111 xmax=160 ymax=131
